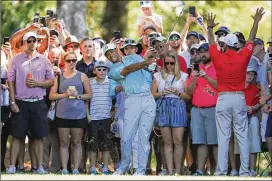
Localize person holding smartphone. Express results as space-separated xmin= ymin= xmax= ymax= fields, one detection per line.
xmin=187 ymin=43 xmax=218 ymax=176
xmin=137 ymin=1 xmax=163 ymax=37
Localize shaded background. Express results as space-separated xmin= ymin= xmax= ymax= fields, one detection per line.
xmin=1 ymin=1 xmax=271 ymax=43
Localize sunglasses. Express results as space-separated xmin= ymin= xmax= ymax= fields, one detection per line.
xmin=27 ymin=39 xmax=37 ymax=44
xmin=96 ymin=68 xmax=107 ymax=72
xmin=65 ymin=59 xmax=77 ymax=63
xmin=190 ymin=50 xmax=198 ymax=55
xmin=124 ymin=39 xmax=136 ymax=44
xmin=148 ymin=33 xmax=160 ymax=38
xmin=169 ymin=36 xmax=180 ymax=41
xmin=165 ymin=62 xmax=175 ymax=66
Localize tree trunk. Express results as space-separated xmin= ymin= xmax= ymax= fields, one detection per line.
xmin=56 ymin=0 xmax=87 ymax=40
xmin=101 ymin=0 xmax=129 ymax=42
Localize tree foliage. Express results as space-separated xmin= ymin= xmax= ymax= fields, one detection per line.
xmin=1 ymin=1 xmax=271 ymax=44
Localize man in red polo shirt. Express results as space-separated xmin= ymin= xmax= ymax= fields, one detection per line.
xmin=207 ymin=8 xmax=265 ymax=176
xmin=187 ymin=43 xmax=218 ymax=176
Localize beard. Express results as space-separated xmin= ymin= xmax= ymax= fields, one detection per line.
xmin=201 ymin=57 xmax=211 ymax=64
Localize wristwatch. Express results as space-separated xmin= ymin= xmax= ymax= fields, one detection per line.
xmin=76 ymin=95 xmax=82 ymax=100
xmin=11 ymin=101 xmax=15 ymax=105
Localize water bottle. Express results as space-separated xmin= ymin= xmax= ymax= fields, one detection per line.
xmin=1 ymin=89 xmax=9 ymax=106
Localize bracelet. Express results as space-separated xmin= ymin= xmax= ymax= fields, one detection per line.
xmin=207 ymin=26 xmax=214 ymax=29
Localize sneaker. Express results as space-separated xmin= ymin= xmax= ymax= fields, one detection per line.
xmin=230 ymin=170 xmax=239 ymax=176
xmin=6 ymin=165 xmax=16 ymax=174
xmin=36 ymin=167 xmax=48 ymax=174
xmin=192 ymin=169 xmax=204 ymax=176
xmin=102 ymin=169 xmax=111 ymax=175
xmin=61 ymin=169 xmax=69 ymax=175
xmin=249 ymin=170 xmax=257 ymax=177
xmin=31 ymin=167 xmax=38 ymax=173
xmin=17 ymin=166 xmax=25 ymax=173
xmin=133 ymin=172 xmax=145 ymax=176
xmin=72 ymin=169 xmax=80 ymax=175
xmin=158 ymin=169 xmax=168 ymax=176
xmin=113 ymin=169 xmax=125 ymax=176
xmin=90 ymin=167 xmax=99 ymax=175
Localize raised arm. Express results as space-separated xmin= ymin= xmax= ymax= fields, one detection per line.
xmin=180 ymin=14 xmax=195 ymax=48
xmin=248 ymin=7 xmax=265 ymax=43
xmin=207 ymin=13 xmax=220 ymax=45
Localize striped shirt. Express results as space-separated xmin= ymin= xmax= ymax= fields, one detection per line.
xmin=90 ymin=76 xmax=117 ymax=120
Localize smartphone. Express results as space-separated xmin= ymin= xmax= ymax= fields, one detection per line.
xmin=33 ymin=12 xmax=40 ymax=23
xmin=53 ymin=60 xmax=58 ymax=66
xmin=113 ymin=30 xmax=121 ymax=40
xmin=194 ymin=63 xmax=200 ymax=72
xmin=68 ymin=86 xmax=76 ymax=99
xmin=40 ymin=17 xmax=47 ymax=27
xmin=46 ymin=10 xmax=54 ymax=18
xmin=189 ymin=6 xmax=196 ymax=17
xmin=3 ymin=37 xmax=10 ymax=44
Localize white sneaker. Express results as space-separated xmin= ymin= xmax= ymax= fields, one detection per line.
xmin=230 ymin=170 xmax=239 ymax=176
xmin=250 ymin=170 xmax=257 ymax=177
xmin=113 ymin=169 xmax=124 ymax=176
xmin=6 ymin=165 xmax=16 ymax=174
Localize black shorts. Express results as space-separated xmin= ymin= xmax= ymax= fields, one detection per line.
xmin=10 ymin=99 xmax=48 ymax=139
xmin=55 ymin=117 xmax=88 ymax=128
xmin=87 ymin=118 xmax=114 ymax=152
xmin=265 ymin=113 xmax=272 ymax=138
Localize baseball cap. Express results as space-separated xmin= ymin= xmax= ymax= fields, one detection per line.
xmin=215 ymin=26 xmax=230 ymax=36
xmin=198 ymin=33 xmax=206 ymax=42
xmin=186 ymin=31 xmax=199 ymax=40
xmin=95 ymin=60 xmax=109 ymax=69
xmin=50 ymin=29 xmax=59 ymax=37
xmin=247 ymin=66 xmax=257 ymax=74
xmin=234 ymin=31 xmax=246 ymax=44
xmin=92 ymin=37 xmax=106 ymax=48
xmin=190 ymin=44 xmax=200 ymax=51
xmin=254 ymin=38 xmax=264 ymax=46
xmin=120 ymin=38 xmax=143 ymax=55
xmin=23 ymin=32 xmax=37 ymax=41
xmin=168 ymin=31 xmax=181 ymax=41
xmin=103 ymin=43 xmax=116 ymax=55
xmin=197 ymin=43 xmax=209 ymax=51
xmin=223 ymin=33 xmax=238 ymax=47
xmin=267 ymin=37 xmax=272 ymax=44
xmin=140 ymin=1 xmax=153 ymax=7
xmin=153 ymin=36 xmax=167 ymax=43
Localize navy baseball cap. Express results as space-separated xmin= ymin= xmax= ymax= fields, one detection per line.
xmin=198 ymin=33 xmax=206 ymax=42
xmin=186 ymin=31 xmax=199 ymax=39
xmin=254 ymin=38 xmax=264 ymax=45
xmin=215 ymin=26 xmax=230 ymax=36
xmin=198 ymin=43 xmax=209 ymax=51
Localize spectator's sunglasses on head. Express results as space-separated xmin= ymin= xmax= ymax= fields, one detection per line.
xmin=169 ymin=35 xmax=180 ymax=41
xmin=65 ymin=59 xmax=77 ymax=63
xmin=96 ymin=67 xmax=107 ymax=72
xmin=190 ymin=49 xmax=199 ymax=55
xmin=27 ymin=39 xmax=37 ymax=44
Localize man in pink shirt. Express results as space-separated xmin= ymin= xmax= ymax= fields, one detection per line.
xmin=7 ymin=32 xmax=54 ymax=174
xmin=187 ymin=43 xmax=218 ymax=176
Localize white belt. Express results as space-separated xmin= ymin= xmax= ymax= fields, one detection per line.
xmin=16 ymin=98 xmax=43 ymax=102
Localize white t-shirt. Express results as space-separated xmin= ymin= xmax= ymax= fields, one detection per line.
xmin=137 ymin=14 xmax=162 ymax=30
xmin=154 ymin=71 xmax=188 ymax=98
xmin=179 ymin=50 xmax=191 ymax=68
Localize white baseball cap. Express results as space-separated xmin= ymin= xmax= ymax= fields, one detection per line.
xmin=103 ymin=43 xmax=116 ymax=55
xmin=95 ymin=60 xmax=110 ymax=69
xmin=190 ymin=44 xmax=200 ymax=51
xmin=247 ymin=66 xmax=257 ymax=74
xmin=223 ymin=33 xmax=238 ymax=47
xmin=23 ymin=32 xmax=37 ymax=41
xmin=140 ymin=1 xmax=153 ymax=7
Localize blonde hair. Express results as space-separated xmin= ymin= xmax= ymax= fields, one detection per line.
xmin=161 ymin=50 xmax=181 ymax=80
xmin=63 ymin=50 xmax=77 ymax=60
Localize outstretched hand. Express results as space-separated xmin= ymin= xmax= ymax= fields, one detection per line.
xmin=207 ymin=13 xmax=220 ymax=28
xmin=251 ymin=7 xmax=265 ymax=22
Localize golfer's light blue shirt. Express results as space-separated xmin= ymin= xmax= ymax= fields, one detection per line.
xmin=108 ymin=54 xmax=152 ymax=96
